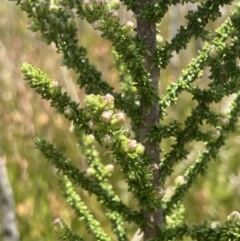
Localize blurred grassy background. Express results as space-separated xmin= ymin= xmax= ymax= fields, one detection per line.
xmin=1 ymin=1 xmax=240 ymax=240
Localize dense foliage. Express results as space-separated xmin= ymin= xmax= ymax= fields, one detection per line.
xmin=2 ymin=0 xmax=240 ymax=240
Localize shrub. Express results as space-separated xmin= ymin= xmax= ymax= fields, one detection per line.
xmin=7 ymin=0 xmax=240 ymax=240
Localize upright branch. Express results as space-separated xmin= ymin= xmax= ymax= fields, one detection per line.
xmin=134 ymin=1 xmax=163 ymax=239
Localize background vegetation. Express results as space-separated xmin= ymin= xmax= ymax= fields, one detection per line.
xmin=1 ymin=1 xmax=240 ymax=240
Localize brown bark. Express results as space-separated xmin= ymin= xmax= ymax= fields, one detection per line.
xmin=134 ymin=1 xmax=164 ymax=240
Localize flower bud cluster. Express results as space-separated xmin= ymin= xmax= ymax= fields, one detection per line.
xmin=107 ymin=10 xmax=119 ymax=25
xmin=108 ymin=0 xmax=120 ymax=10
xmin=123 ymin=139 xmax=144 ymax=154
xmin=80 ymin=0 xmax=135 ymax=41
xmin=84 ymin=94 xmax=144 ymax=158
xmin=26 ymin=2 xmax=77 ymax=46
xmin=82 ymin=0 xmax=107 ymax=25
xmin=85 ymin=93 xmax=115 ymax=113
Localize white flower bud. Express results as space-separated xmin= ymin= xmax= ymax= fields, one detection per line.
xmin=115 ymin=112 xmax=125 ymax=123
xmin=148 ymin=163 xmax=159 ymax=172
xmin=51 ymin=80 xmax=59 ymax=88
xmin=101 ymin=110 xmax=113 ymax=122
xmin=228 ymin=211 xmax=240 ymax=221
xmin=211 ymin=129 xmax=221 ymax=140
xmin=209 ymin=46 xmax=218 ymax=59
xmin=126 ymin=139 xmax=137 ymax=152
xmin=110 ymin=0 xmax=120 ymax=9
xmin=96 ymin=0 xmax=104 ymax=5
xmin=64 ymin=107 xmax=73 ymax=117
xmin=92 ymin=20 xmax=101 ymax=29
xmin=219 ymin=116 xmax=229 ymax=126
xmin=88 ymin=120 xmax=98 ymax=130
xmin=103 ymin=93 xmax=115 ymax=104
xmin=102 ymin=134 xmax=114 ymax=146
xmin=86 ymin=134 xmax=95 ymax=144
xmin=86 ymin=167 xmax=95 ymax=176
xmin=155 ymin=187 xmax=165 ymax=198
xmin=109 ymin=10 xmax=119 ymax=19
xmin=104 ymin=164 xmax=114 ymax=172
xmin=126 ymin=21 xmax=134 ymax=29
xmin=53 ymin=218 xmax=62 ymax=227
xmin=175 ymin=175 xmax=185 ymax=185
